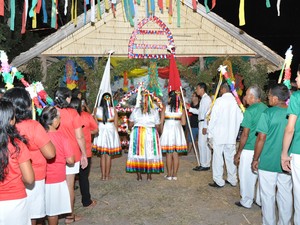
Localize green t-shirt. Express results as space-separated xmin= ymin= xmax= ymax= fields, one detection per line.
xmin=241 ymin=102 xmax=268 ymax=150
xmin=256 ymin=106 xmax=288 ymax=172
xmin=287 ymin=91 xmax=300 ymax=155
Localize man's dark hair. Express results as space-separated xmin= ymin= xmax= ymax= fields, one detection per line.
xmin=221 ymin=82 xmax=230 ymax=92
xmin=197 ymin=82 xmax=207 ymax=93
xmin=269 ymin=84 xmax=290 ymax=102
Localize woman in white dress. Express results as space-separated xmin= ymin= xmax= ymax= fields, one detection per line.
xmin=94 ymin=93 xmax=121 ymax=180
xmin=126 ymin=90 xmax=164 ymax=181
xmin=160 ymin=90 xmax=187 ymax=181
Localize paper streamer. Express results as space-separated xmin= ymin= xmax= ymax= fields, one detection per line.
xmin=218 ymin=65 xmax=245 ymax=113
xmin=239 ymin=0 xmax=245 ymax=26
xmin=278 ymin=46 xmax=293 ymax=90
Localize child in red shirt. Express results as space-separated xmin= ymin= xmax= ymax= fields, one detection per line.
xmin=0 ymin=100 xmax=34 ymax=225
xmin=40 ymin=106 xmax=75 ymax=225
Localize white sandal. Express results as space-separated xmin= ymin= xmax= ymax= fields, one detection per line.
xmin=164 ymin=175 xmax=172 ymax=181
xmin=172 ymin=177 xmax=178 ymax=181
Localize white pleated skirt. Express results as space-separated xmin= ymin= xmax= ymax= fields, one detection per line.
xmin=45 ymin=180 xmax=71 ymax=216
xmin=0 ymin=197 xmax=31 ymax=225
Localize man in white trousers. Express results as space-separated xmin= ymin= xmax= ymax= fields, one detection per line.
xmin=234 ymin=85 xmax=267 ymax=208
xmin=187 ymin=82 xmax=212 ymax=171
xmin=253 ymin=84 xmax=292 ymax=225
xmin=282 ymin=68 xmax=300 ymax=225
xmin=207 ymin=82 xmax=243 ymax=187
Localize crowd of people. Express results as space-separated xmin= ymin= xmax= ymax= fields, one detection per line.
xmin=1 ymin=68 xmax=300 ymax=225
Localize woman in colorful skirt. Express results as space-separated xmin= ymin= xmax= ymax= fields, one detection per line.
xmin=93 ymin=93 xmax=122 ymax=181
xmin=126 ymin=90 xmax=164 ymax=181
xmin=160 ymin=90 xmax=187 ymax=181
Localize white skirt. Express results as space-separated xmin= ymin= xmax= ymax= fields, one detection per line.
xmin=0 ymin=197 xmax=31 ymax=225
xmin=93 ymin=122 xmax=122 ymax=155
xmin=66 ymin=161 xmax=80 ymax=175
xmin=45 ymin=180 xmax=71 ymax=216
xmin=160 ymin=120 xmax=187 ymax=153
xmin=26 ymin=179 xmax=46 ymax=219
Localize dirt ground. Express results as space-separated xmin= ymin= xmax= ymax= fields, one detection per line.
xmin=58 ymin=151 xmax=262 ymax=225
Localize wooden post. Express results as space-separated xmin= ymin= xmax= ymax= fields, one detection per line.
xmin=41 ymin=56 xmax=47 ymax=83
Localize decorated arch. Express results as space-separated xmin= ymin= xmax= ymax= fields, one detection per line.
xmin=128 ymin=16 xmax=175 ymax=59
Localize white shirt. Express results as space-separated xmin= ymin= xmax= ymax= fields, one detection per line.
xmin=207 ymin=92 xmax=243 ymax=145
xmin=189 ymin=93 xmax=212 ymax=129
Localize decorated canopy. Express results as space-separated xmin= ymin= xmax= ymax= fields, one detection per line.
xmin=11 ymin=0 xmax=283 ymax=73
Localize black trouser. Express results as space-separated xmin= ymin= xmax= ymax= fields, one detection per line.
xmin=79 ymin=157 xmax=92 ymax=207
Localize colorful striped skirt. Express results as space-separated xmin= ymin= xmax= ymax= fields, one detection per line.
xmin=126 ymin=126 xmax=164 ymax=173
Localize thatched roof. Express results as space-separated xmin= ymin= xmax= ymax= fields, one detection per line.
xmin=11 ymin=0 xmax=284 ymax=72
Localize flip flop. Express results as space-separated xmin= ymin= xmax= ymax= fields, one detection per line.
xmin=65 ymin=214 xmax=82 ymax=224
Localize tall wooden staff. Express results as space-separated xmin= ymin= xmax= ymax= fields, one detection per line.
xmin=167 ymin=45 xmax=200 ymax=165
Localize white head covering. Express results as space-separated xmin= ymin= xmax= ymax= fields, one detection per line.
xmin=97 ymin=50 xmax=114 ymax=107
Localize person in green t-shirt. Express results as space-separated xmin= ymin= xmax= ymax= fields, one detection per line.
xmin=234 ymin=85 xmax=267 ymax=209
xmin=252 ymin=84 xmax=292 ymax=225
xmin=282 ymin=68 xmax=300 ymax=225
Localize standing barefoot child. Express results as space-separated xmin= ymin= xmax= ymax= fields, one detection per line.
xmin=93 ymin=93 xmax=122 ymax=181
xmin=39 ymin=106 xmax=75 ymax=225
xmin=0 ymin=99 xmax=34 ymax=225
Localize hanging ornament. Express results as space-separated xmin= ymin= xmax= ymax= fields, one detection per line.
xmin=63 ymin=60 xmax=78 ymax=90
xmin=147 ymin=59 xmax=163 ymax=96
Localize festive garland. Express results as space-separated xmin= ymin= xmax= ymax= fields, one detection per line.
xmin=115 ymin=82 xmax=163 ymax=112
xmin=0 ymin=50 xmax=54 ymax=116
xmin=128 ymin=16 xmax=175 ymax=59
xmin=218 ymin=65 xmax=245 ymax=113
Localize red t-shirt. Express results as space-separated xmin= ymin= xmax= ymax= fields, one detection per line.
xmin=0 ymin=140 xmax=31 ymax=201
xmin=16 ymin=119 xmax=51 ymax=180
xmin=57 ymin=108 xmax=83 ymax=162
xmin=81 ymin=111 xmax=98 ymax=157
xmin=46 ymin=131 xmax=73 ymax=184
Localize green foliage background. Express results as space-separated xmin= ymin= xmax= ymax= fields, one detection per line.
xmin=23 ymin=56 xmax=268 ymax=108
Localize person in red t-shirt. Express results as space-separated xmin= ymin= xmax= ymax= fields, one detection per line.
xmin=3 ymin=87 xmax=56 ymax=224
xmin=54 ymin=87 xmax=88 ymax=224
xmin=70 ymin=98 xmax=98 ymax=207
xmin=0 ymin=99 xmax=34 ymax=225
xmin=40 ymin=106 xmax=75 ymax=225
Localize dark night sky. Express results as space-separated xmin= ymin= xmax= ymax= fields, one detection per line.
xmin=199 ymin=0 xmax=300 ymax=79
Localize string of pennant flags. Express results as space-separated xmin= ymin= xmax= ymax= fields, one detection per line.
xmin=0 ymin=0 xmax=283 ymax=33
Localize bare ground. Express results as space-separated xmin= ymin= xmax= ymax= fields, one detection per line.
xmin=58 ymin=152 xmax=262 ymax=225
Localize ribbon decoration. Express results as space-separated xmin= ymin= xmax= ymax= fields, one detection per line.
xmin=177 ymin=0 xmax=180 ymax=27
xmin=0 ymin=0 xmax=4 ymax=16
xmin=21 ymin=0 xmax=29 ymax=34
xmin=10 ymin=0 xmax=15 ymax=31
xmin=218 ymin=65 xmax=245 ymax=113
xmin=42 ymin=0 xmax=48 ymax=23
xmin=115 ymin=82 xmax=163 ymax=113
xmin=192 ymin=0 xmax=197 ymax=12
xmin=278 ymin=45 xmax=293 ymax=89
xmin=239 ymin=0 xmax=245 ymax=26
xmin=0 ymin=51 xmax=54 ymax=116
xmin=158 ymin=0 xmax=163 ymax=13
xmin=266 ymin=0 xmax=281 ymax=16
